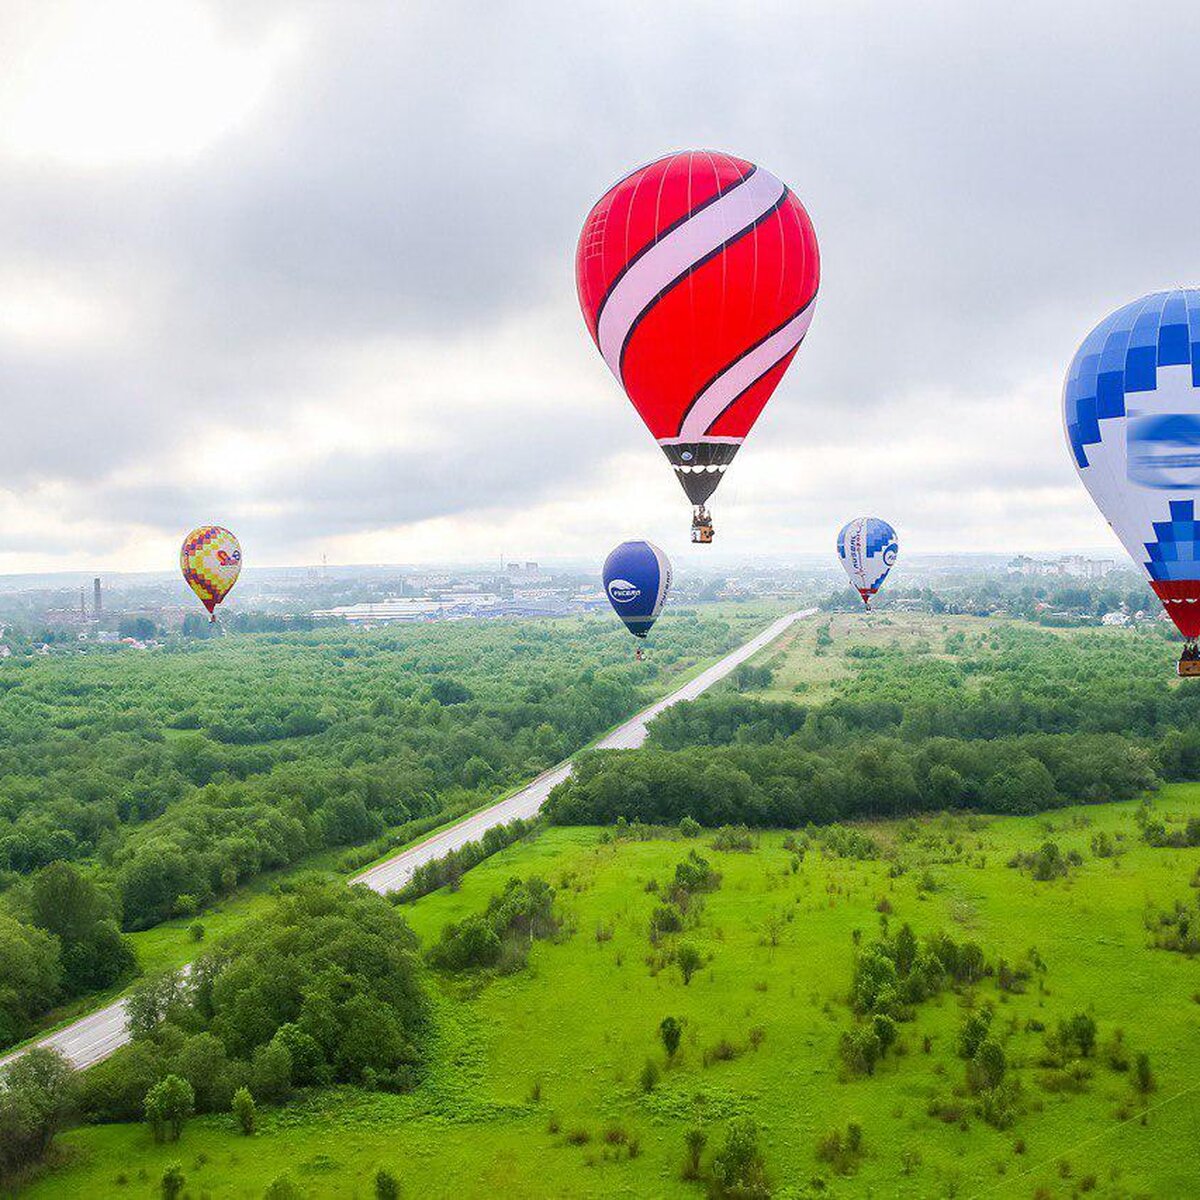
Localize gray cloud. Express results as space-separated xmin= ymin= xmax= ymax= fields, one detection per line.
xmin=2 ymin=1 xmax=1200 ymax=557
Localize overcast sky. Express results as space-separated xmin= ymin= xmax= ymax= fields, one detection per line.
xmin=1 ymin=1 xmax=1198 ymax=574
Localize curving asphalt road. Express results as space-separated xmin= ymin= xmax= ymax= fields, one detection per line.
xmin=350 ymin=608 xmax=813 ymax=892
xmin=1 ymin=607 xmax=814 ymax=1074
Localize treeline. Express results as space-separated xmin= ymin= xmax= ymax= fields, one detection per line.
xmin=81 ymin=884 xmax=427 ymax=1125
xmin=0 ymin=884 xmax=427 ymax=1184
xmin=547 ymin=733 xmax=1156 ymax=827
xmin=392 ymin=817 xmax=537 ymax=903
xmin=0 ymin=612 xmax=749 ymax=1048
xmin=0 ymin=862 xmax=135 ymax=1046
xmin=549 ymin=624 xmax=1187 ymax=828
xmin=0 ymin=614 xmax=740 ymax=894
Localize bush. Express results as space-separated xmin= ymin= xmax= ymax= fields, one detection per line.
xmin=660 ymin=1015 xmax=682 ymax=1059
xmin=677 ymin=942 xmax=703 ymax=985
xmin=375 ymin=1168 xmax=400 ymax=1200
xmin=710 ymin=1116 xmax=769 ymax=1197
xmin=640 ymin=1058 xmax=659 ymax=1093
xmin=649 ymin=903 xmax=684 ymax=939
xmin=711 ymin=825 xmax=755 ymax=852
xmin=161 ymin=1164 xmax=185 ymax=1200
xmin=429 ymin=876 xmax=558 ymax=972
xmin=683 ymin=1127 xmax=707 ymax=1180
xmin=232 ymin=1086 xmax=256 ymax=1135
xmin=144 ymin=1075 xmax=194 ymax=1144
xmin=815 ymin=1122 xmax=865 ymax=1175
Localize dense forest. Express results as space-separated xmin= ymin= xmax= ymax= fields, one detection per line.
xmin=548 ymin=622 xmax=1195 ymax=827
xmin=0 ymin=610 xmax=754 ymax=1049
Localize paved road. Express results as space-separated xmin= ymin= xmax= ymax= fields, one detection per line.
xmin=1 ymin=607 xmax=813 ymax=1073
xmin=351 ymin=608 xmax=814 ymax=892
xmin=0 ymin=964 xmax=193 ymax=1075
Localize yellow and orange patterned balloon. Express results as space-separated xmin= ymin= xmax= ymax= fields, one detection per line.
xmin=181 ymin=526 xmax=242 ymax=620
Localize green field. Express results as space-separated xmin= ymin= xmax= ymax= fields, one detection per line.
xmin=24 ymin=784 xmax=1200 ymax=1199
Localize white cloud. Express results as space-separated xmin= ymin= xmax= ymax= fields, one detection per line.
xmin=0 ymin=1 xmax=304 ymax=169
xmin=0 ymin=1 xmax=1192 ymax=575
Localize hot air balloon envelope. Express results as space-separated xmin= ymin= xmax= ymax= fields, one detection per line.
xmin=603 ymin=540 xmax=671 ymax=639
xmin=181 ymin=526 xmax=242 ymax=616
xmin=837 ymin=517 xmax=898 ymax=606
xmin=576 ymin=150 xmax=819 ymax=510
xmin=1064 ymin=289 xmax=1200 ymax=642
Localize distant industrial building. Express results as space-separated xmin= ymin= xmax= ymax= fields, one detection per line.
xmin=313 ymin=594 xmax=503 ymax=623
xmin=1008 ymin=555 xmax=1115 ymax=580
xmin=94 ymin=577 xmax=102 ymax=614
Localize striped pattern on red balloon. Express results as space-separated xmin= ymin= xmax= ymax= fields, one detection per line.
xmin=576 ymin=151 xmax=820 ymax=452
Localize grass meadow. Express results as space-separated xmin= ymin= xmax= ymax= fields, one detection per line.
xmin=23 ymin=784 xmax=1200 ymax=1199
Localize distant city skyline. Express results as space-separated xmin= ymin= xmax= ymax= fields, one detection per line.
xmin=2 ymin=3 xmax=1198 ymax=574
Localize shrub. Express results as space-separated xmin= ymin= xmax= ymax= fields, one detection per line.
xmin=958 ymin=1009 xmax=994 ymax=1060
xmin=161 ymin=1164 xmax=185 ymax=1200
xmin=710 ymin=1116 xmax=769 ymax=1197
xmin=660 ymin=1015 xmax=682 ymax=1059
xmin=683 ymin=1127 xmax=707 ymax=1180
xmin=711 ymin=825 xmax=755 ymax=852
xmin=1135 ymin=1052 xmax=1155 ymax=1094
xmin=815 ymin=1122 xmax=865 ymax=1175
xmin=232 ymin=1086 xmax=256 ymax=1135
xmin=677 ymin=942 xmax=703 ymax=985
xmin=144 ymin=1075 xmax=194 ymax=1144
xmin=640 ymin=1058 xmax=660 ymax=1092
xmin=375 ymin=1168 xmax=400 ymax=1200
xmin=650 ymin=904 xmax=684 ymax=939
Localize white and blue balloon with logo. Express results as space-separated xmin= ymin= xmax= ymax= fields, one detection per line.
xmin=603 ymin=540 xmax=672 ymax=639
xmin=837 ymin=517 xmax=898 ymax=608
xmin=1064 ymin=288 xmax=1200 ymax=646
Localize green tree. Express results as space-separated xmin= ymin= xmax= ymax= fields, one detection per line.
xmin=1061 ymin=1012 xmax=1097 ymax=1059
xmin=161 ymin=1163 xmax=185 ymax=1200
xmin=0 ymin=1048 xmax=78 ymax=1176
xmin=839 ymin=1026 xmax=882 ymax=1077
xmin=126 ymin=971 xmax=187 ymax=1040
xmin=250 ymin=1041 xmax=293 ymax=1105
xmin=659 ymin=1015 xmax=682 ymax=1059
xmin=1135 ymin=1052 xmax=1155 ymax=1094
xmin=232 ymin=1086 xmax=256 ymax=1135
xmin=676 ymin=943 xmax=703 ymax=985
xmin=969 ymin=1038 xmax=1007 ymax=1092
xmin=375 ymin=1167 xmax=401 ymax=1199
xmin=710 ymin=1116 xmax=769 ymax=1198
xmin=0 ymin=917 xmax=61 ymax=1047
xmin=144 ymin=1075 xmax=194 ymax=1143
xmin=958 ymin=1009 xmax=993 ymax=1060
xmin=871 ymin=1013 xmax=897 ymax=1058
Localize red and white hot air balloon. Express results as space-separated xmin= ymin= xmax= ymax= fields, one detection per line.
xmin=576 ymin=150 xmax=820 ymax=542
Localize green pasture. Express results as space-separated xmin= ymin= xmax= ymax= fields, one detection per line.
xmin=24 ymin=785 xmax=1200 ymax=1199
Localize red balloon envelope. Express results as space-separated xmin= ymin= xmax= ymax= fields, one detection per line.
xmin=576 ymin=150 xmax=820 ymax=507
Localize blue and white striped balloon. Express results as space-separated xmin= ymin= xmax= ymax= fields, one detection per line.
xmin=837 ymin=517 xmax=898 ymax=607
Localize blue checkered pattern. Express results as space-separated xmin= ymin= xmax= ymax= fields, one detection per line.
xmin=1145 ymin=499 xmax=1200 ymax=581
xmin=1065 ymin=288 xmax=1200 ymax=469
xmin=863 ymin=518 xmax=896 ymax=557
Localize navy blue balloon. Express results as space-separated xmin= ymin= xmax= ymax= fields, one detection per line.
xmin=602 ymin=540 xmax=672 ymax=639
